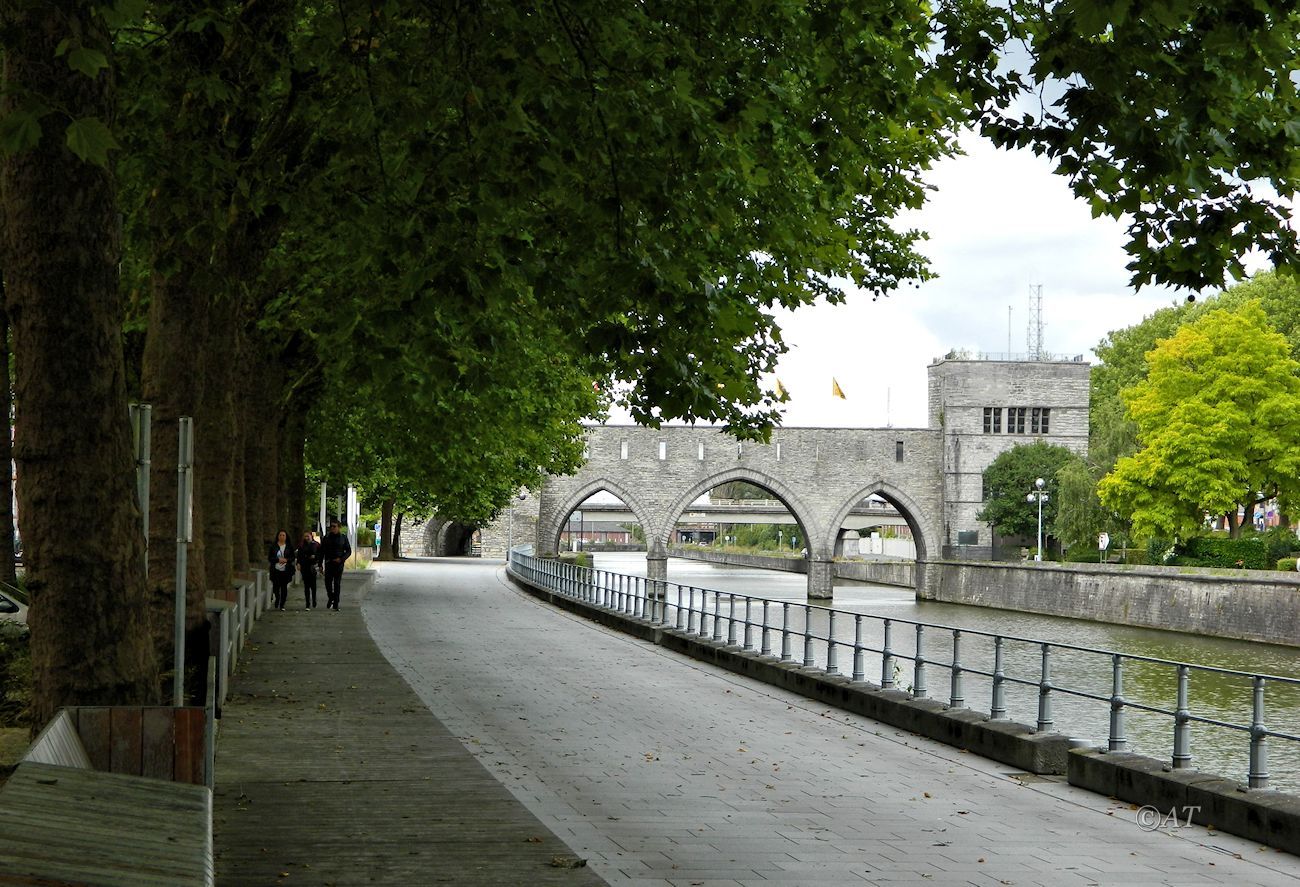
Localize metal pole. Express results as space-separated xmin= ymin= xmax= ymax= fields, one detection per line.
xmin=1249 ymin=676 xmax=1269 ymax=789
xmin=881 ymin=619 xmax=894 ymax=689
xmin=318 ymin=482 xmax=327 ymax=534
xmin=802 ymin=605 xmax=814 ymax=667
xmin=132 ymin=404 xmax=151 ymax=571
xmin=173 ymin=418 xmax=194 ymax=708
xmin=1109 ymin=654 xmax=1127 ymax=751
xmin=825 ymin=609 xmax=838 ymax=675
xmin=1037 ymin=644 xmax=1054 ymax=733
xmin=913 ymin=624 xmax=927 ymax=698
xmin=1172 ymin=664 xmax=1192 ymax=768
xmin=991 ymin=636 xmax=1006 ymax=719
xmin=949 ymin=629 xmax=964 ymax=708
xmin=851 ymin=615 xmax=864 ymax=682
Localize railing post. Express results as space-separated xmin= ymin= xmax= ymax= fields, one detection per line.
xmin=1109 ymin=654 xmax=1127 ymax=751
xmin=1171 ymin=663 xmax=1192 ymax=768
xmin=990 ymin=635 xmax=1006 ymax=719
xmin=825 ymin=610 xmax=839 ymax=675
xmin=743 ymin=597 xmax=754 ymax=651
xmin=851 ymin=615 xmax=865 ymax=683
xmin=676 ymin=586 xmax=684 ymax=630
xmin=949 ymin=629 xmax=964 ymax=708
xmin=912 ymin=624 xmax=927 ymax=698
xmin=1249 ymin=676 xmax=1269 ymax=789
xmin=760 ymin=600 xmax=772 ymax=656
xmin=713 ymin=593 xmax=725 ymax=642
xmin=881 ymin=619 xmax=894 ymax=689
xmin=727 ymin=593 xmax=738 ymax=646
xmin=1037 ymin=644 xmax=1054 ymax=733
xmin=802 ymin=604 xmax=814 ymax=667
xmin=780 ymin=602 xmax=792 ymax=661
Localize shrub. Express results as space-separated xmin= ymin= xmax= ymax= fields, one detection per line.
xmin=1063 ymin=547 xmax=1102 ymax=563
xmin=1181 ymin=535 xmax=1268 ymax=569
xmin=1276 ymin=557 xmax=1299 ymax=573
xmin=0 ymin=630 xmax=31 ymax=729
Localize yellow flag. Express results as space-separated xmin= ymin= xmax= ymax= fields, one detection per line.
xmin=775 ymin=378 xmax=788 ymax=399
xmin=832 ymin=378 xmax=846 ymax=399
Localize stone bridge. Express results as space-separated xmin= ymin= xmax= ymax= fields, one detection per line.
xmin=537 ymin=425 xmax=944 ymax=598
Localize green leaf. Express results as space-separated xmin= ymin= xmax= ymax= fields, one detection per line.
xmin=0 ymin=111 xmax=43 ymax=154
xmin=65 ymin=117 xmax=119 ymax=167
xmin=67 ymin=47 xmax=110 ymax=79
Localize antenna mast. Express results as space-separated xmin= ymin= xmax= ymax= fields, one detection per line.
xmin=1027 ymin=285 xmax=1044 ymax=360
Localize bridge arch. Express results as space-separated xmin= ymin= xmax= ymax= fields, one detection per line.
xmin=542 ymin=477 xmax=657 ymax=557
xmin=825 ymin=480 xmax=933 ymax=564
xmin=657 ymin=467 xmax=824 ymax=559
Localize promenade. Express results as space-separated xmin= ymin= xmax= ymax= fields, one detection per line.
xmin=211 ymin=570 xmax=603 ymax=886
xmin=218 ymin=559 xmax=1300 ymax=886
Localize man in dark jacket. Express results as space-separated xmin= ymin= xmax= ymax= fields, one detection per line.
xmin=296 ymin=531 xmax=323 ymax=610
xmin=320 ymin=520 xmax=352 ymax=610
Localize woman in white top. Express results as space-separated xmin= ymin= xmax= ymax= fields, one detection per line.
xmin=267 ymin=530 xmax=296 ymax=610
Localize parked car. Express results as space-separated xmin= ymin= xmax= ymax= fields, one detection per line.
xmin=0 ymin=587 xmax=27 ymax=627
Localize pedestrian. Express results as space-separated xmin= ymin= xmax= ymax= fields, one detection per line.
xmin=320 ymin=520 xmax=352 ymax=611
xmin=297 ymin=530 xmax=322 ymax=610
xmin=267 ymin=529 xmax=295 ymax=610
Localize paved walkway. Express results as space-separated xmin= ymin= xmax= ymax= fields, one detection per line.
xmin=363 ymin=559 xmax=1300 ymax=887
xmin=211 ymin=570 xmax=604 ymax=886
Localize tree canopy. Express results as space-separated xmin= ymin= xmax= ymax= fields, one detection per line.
xmin=1098 ymin=300 xmax=1300 ymax=539
xmin=3 ymin=0 xmax=1300 ymax=716
xmin=977 ymin=441 xmax=1080 ymax=540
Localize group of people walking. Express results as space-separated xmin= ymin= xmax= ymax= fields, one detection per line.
xmin=268 ymin=520 xmax=353 ymax=611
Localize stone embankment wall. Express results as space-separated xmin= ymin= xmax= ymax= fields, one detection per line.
xmin=931 ymin=560 xmax=1300 ymax=648
xmin=667 ymin=546 xmax=914 ymax=589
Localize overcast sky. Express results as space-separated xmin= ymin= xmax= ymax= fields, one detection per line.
xmin=767 ymin=130 xmax=1199 ymax=429
xmin=606 ymin=130 xmax=1279 ymax=431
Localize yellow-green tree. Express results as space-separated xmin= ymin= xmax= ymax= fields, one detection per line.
xmin=1099 ymin=301 xmax=1300 ymax=539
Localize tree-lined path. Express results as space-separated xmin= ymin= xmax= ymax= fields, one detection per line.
xmin=362 ymin=559 xmax=1300 ymax=886
xmin=211 ymin=571 xmax=603 ymax=886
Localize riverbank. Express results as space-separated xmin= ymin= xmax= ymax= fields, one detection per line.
xmin=668 ymin=546 xmax=1300 ymax=649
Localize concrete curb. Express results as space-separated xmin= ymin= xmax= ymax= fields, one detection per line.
xmin=508 ymin=572 xmax=1069 ymax=775
xmin=1069 ymin=747 xmax=1300 ymax=855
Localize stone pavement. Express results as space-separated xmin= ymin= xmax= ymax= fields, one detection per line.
xmin=211 ymin=570 xmax=604 ymax=886
xmin=364 ymin=559 xmax=1300 ymax=887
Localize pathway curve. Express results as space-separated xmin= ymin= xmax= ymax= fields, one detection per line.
xmin=365 ymin=559 xmax=1300 ymax=887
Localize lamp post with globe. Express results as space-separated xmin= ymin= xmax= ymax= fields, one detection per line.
xmin=1026 ymin=477 xmax=1048 ymax=561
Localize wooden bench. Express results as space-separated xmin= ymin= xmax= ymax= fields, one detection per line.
xmin=0 ymin=706 xmax=215 ymax=885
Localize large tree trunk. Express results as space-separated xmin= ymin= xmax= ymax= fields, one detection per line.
xmin=243 ymin=339 xmax=284 ymax=561
xmin=196 ymin=294 xmax=240 ymax=593
xmin=393 ymin=512 xmax=403 ymax=558
xmin=378 ymin=498 xmax=396 ymax=560
xmin=141 ymin=266 xmax=209 ymax=668
xmin=0 ymin=4 xmax=158 ymax=723
xmin=282 ymin=398 xmax=307 ymax=545
xmin=0 ymin=300 xmax=18 ymax=589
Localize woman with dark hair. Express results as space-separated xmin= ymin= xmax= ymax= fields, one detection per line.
xmin=268 ymin=529 xmax=295 ymax=610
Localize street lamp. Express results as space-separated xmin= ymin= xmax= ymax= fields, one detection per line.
xmin=506 ymin=491 xmax=527 ymax=560
xmin=1026 ymin=477 xmax=1048 ymax=561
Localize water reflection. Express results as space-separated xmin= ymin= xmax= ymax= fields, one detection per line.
xmin=591 ymin=552 xmax=1300 ymax=792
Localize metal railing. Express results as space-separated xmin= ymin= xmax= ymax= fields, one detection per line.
xmin=509 ymin=550 xmax=1300 ymax=790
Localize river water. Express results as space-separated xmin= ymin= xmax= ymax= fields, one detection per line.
xmin=591 ymin=551 xmax=1300 ymax=793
